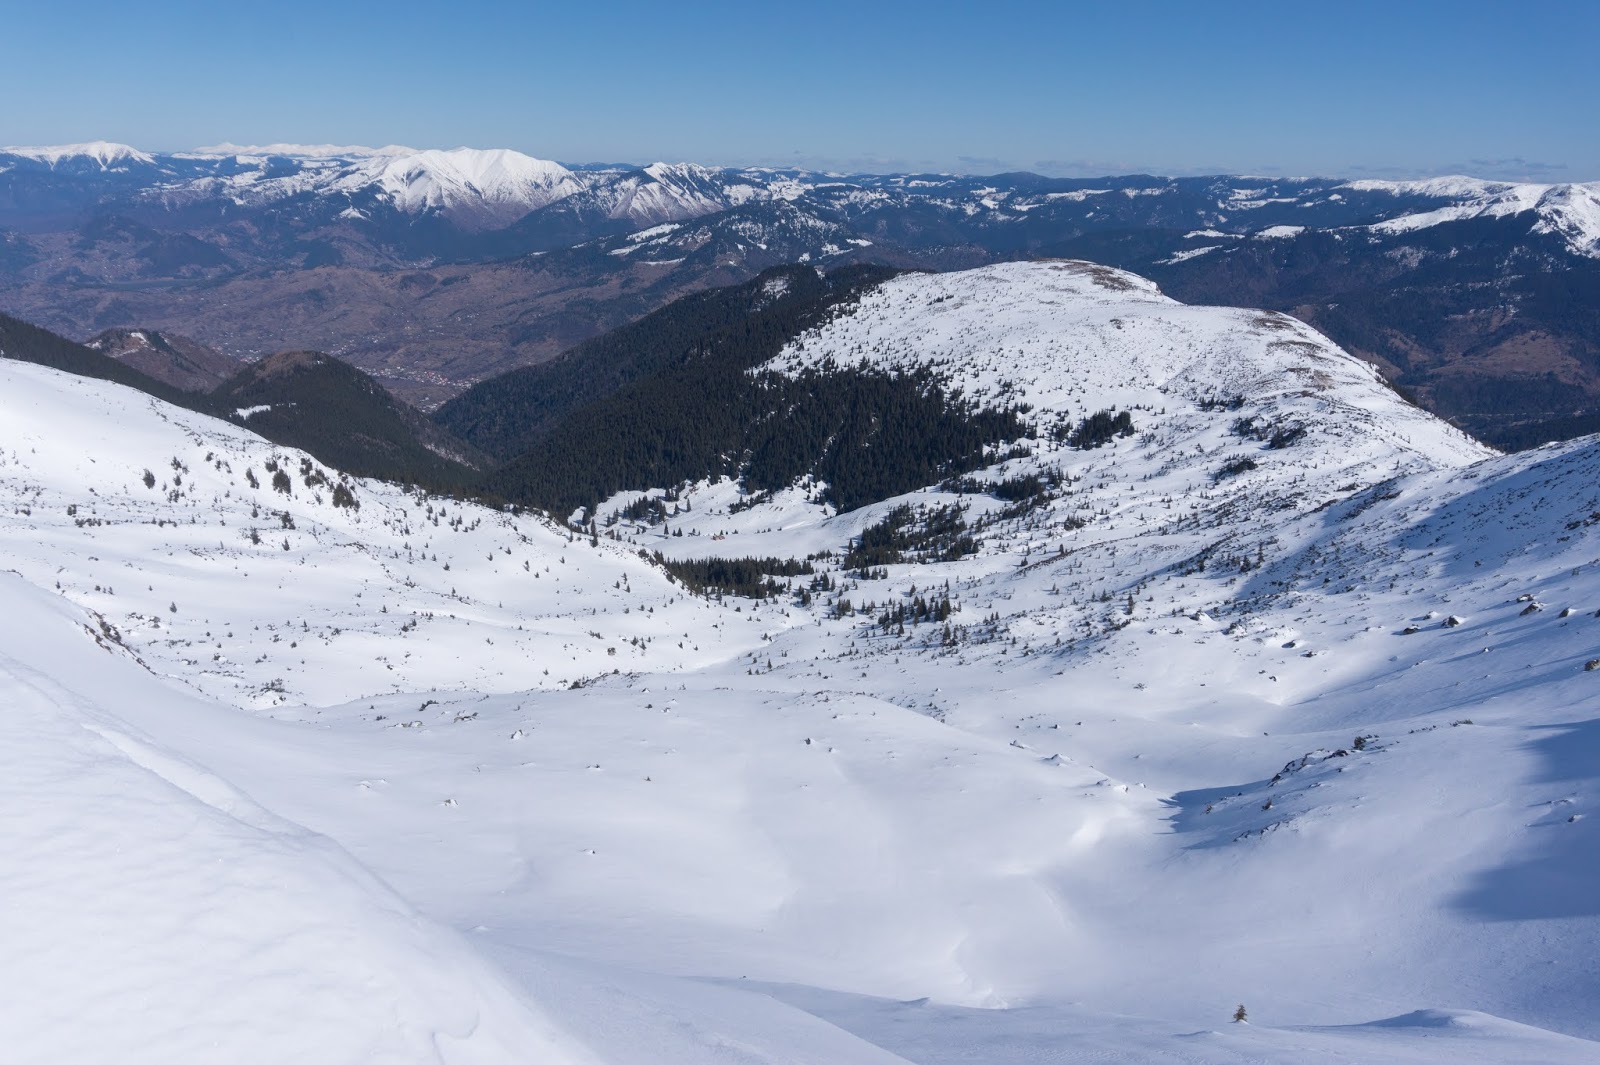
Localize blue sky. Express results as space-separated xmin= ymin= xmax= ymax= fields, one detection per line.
xmin=3 ymin=0 xmax=1595 ymax=180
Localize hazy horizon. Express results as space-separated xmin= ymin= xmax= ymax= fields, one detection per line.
xmin=4 ymin=0 xmax=1596 ymax=183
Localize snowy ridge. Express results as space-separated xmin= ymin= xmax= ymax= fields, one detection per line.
xmin=1348 ymin=175 xmax=1600 ymax=256
xmin=158 ymin=150 xmax=775 ymax=227
xmin=12 ymin=141 xmax=1600 ymax=263
xmin=0 ymin=141 xmax=155 ymax=168
xmin=576 ymin=161 xmax=767 ymax=223
xmin=1530 ymin=182 xmax=1600 ymax=254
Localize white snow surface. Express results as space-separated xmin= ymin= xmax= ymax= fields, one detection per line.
xmin=3 ymin=260 xmax=1600 ymax=1063
xmin=0 ymin=576 xmax=593 ymax=1065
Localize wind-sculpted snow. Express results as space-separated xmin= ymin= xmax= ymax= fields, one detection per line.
xmin=0 ymin=577 xmax=595 ymax=1065
xmin=2 ymin=261 xmax=1599 ymax=1062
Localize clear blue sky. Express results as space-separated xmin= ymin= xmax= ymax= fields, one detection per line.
xmin=3 ymin=0 xmax=1595 ymax=180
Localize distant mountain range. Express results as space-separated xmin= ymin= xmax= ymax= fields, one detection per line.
xmin=6 ymin=142 xmax=1594 ymax=257
xmin=2 ymin=141 xmax=1598 ymax=446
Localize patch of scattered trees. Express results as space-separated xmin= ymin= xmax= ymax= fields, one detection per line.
xmin=844 ymin=503 xmax=977 ymax=572
xmin=1213 ymin=456 xmax=1259 ymax=481
xmin=1232 ymin=415 xmax=1306 ymax=449
xmin=653 ymin=554 xmax=814 ymax=599
xmin=1061 ymin=409 xmax=1135 ymax=449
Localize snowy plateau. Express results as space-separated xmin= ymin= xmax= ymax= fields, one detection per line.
xmin=2 ymin=261 xmax=1600 ymax=1064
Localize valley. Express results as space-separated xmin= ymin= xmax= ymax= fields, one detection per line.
xmin=3 ymin=260 xmax=1598 ymax=1063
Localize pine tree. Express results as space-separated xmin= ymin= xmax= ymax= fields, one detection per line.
xmin=1233 ymin=1004 xmax=1248 ymax=1023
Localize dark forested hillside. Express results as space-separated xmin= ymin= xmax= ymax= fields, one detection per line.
xmin=486 ymin=360 xmax=1030 ymax=518
xmin=212 ymin=353 xmax=483 ymax=486
xmin=461 ymin=265 xmax=1031 ymax=516
xmin=0 ymin=311 xmax=195 ymax=407
xmin=435 ymin=263 xmax=901 ymax=462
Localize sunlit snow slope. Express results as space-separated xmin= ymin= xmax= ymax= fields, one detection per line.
xmin=3 ymin=260 xmax=1599 ymax=1064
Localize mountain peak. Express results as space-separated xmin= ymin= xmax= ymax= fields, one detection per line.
xmin=643 ymin=161 xmax=717 ymax=182
xmin=85 ymin=327 xmax=239 ymax=393
xmin=342 ymin=147 xmax=580 ymax=225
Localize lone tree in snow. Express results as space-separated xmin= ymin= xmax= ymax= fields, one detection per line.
xmin=1233 ymin=1004 xmax=1248 ymax=1023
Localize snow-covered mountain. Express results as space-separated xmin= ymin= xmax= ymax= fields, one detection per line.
xmin=566 ymin=161 xmax=766 ymax=223
xmin=571 ymin=198 xmax=870 ymax=272
xmin=145 ymin=145 xmax=586 ymax=229
xmin=4 ymin=260 xmax=1599 ymax=1063
xmin=335 ymin=147 xmax=583 ymax=224
xmin=0 ymin=140 xmax=157 ymax=170
xmin=1353 ymin=175 xmax=1600 ymax=256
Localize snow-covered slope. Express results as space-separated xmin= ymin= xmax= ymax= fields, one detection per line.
xmin=3 ymin=260 xmax=1599 ymax=1063
xmin=0 ymin=360 xmax=749 ymax=708
xmin=766 ymin=259 xmax=1485 ymax=471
